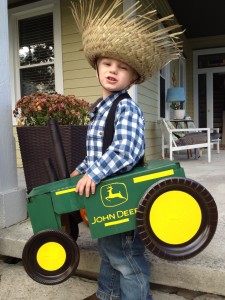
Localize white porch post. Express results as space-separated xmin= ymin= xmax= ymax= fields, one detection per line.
xmin=0 ymin=0 xmax=26 ymax=228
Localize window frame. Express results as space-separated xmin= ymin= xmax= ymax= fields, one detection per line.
xmin=159 ymin=64 xmax=170 ymax=119
xmin=9 ymin=0 xmax=63 ymax=125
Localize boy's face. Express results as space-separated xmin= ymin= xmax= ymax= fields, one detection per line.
xmin=96 ymin=57 xmax=138 ymax=98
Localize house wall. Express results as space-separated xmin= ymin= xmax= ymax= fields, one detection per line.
xmin=138 ymin=74 xmax=162 ymax=160
xmin=60 ymin=0 xmax=101 ymax=102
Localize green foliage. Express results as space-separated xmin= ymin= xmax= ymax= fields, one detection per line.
xmin=170 ymin=102 xmax=184 ymax=110
xmin=13 ymin=92 xmax=90 ymax=126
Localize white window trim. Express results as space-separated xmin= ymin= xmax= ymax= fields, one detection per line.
xmin=9 ymin=0 xmax=63 ymax=125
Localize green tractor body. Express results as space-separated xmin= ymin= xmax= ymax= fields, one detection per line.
xmin=23 ymin=159 xmax=218 ymax=285
xmin=28 ymin=160 xmax=184 ymax=239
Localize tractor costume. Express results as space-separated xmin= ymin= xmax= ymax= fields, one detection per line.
xmin=70 ymin=1 xmax=182 ymax=299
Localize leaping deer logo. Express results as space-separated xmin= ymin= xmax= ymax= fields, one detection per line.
xmin=105 ymin=185 xmax=127 ymax=201
xmin=100 ymin=183 xmax=128 ymax=207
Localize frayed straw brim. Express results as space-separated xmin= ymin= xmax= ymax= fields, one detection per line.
xmin=71 ymin=0 xmax=183 ymax=84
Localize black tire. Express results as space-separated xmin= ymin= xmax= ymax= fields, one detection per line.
xmin=136 ymin=177 xmax=218 ymax=260
xmin=22 ymin=229 xmax=80 ymax=285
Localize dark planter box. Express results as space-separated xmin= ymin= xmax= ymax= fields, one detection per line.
xmin=17 ymin=125 xmax=87 ymax=192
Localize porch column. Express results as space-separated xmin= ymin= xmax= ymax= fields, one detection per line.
xmin=0 ymin=0 xmax=26 ymax=228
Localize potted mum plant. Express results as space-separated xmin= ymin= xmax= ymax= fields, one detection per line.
xmin=13 ymin=92 xmax=90 ymax=192
xmin=170 ymin=101 xmax=185 ymax=119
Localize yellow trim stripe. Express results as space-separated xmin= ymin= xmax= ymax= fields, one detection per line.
xmin=104 ymin=218 xmax=129 ymax=227
xmin=133 ymin=169 xmax=174 ymax=183
xmin=55 ymin=187 xmax=76 ymax=195
xmin=55 ymin=170 xmax=174 ymax=195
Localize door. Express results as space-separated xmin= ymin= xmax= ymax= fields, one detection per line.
xmin=198 ymin=72 xmax=225 ymax=131
xmin=194 ymin=48 xmax=225 ymax=134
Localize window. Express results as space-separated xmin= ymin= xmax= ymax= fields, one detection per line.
xmin=198 ymin=53 xmax=225 ymax=69
xmin=19 ymin=13 xmax=55 ymax=96
xmin=160 ymin=69 xmax=166 ymax=118
xmin=9 ymin=0 xmax=63 ymax=122
xmin=159 ymin=66 xmax=170 ymax=118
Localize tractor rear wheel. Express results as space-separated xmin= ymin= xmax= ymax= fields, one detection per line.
xmin=22 ymin=229 xmax=80 ymax=285
xmin=136 ymin=177 xmax=218 ymax=260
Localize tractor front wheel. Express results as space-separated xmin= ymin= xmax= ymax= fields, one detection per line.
xmin=22 ymin=229 xmax=80 ymax=285
xmin=136 ymin=177 xmax=218 ymax=260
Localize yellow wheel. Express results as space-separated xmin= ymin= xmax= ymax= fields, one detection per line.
xmin=22 ymin=229 xmax=80 ymax=285
xmin=136 ymin=177 xmax=218 ymax=260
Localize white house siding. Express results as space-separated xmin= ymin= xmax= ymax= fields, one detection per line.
xmin=138 ymin=74 xmax=162 ymax=161
xmin=61 ymin=0 xmax=101 ymax=103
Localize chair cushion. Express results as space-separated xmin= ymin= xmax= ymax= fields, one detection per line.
xmin=176 ymin=132 xmax=219 ymax=146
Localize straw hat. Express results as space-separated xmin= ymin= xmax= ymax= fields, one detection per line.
xmin=71 ymin=0 xmax=183 ymax=84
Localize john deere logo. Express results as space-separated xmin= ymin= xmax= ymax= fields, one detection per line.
xmin=100 ymin=183 xmax=128 ymax=207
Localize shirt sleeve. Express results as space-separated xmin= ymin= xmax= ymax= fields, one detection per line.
xmin=76 ymin=156 xmax=89 ymax=174
xmin=86 ymin=100 xmax=145 ymax=184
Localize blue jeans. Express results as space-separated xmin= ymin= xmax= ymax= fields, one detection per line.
xmin=96 ymin=230 xmax=152 ymax=300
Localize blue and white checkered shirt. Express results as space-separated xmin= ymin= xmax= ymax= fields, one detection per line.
xmin=76 ymin=90 xmax=145 ymax=184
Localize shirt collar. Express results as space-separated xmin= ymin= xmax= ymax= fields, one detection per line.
xmin=98 ymin=90 xmax=127 ymax=109
xmin=90 ymin=90 xmax=127 ymax=119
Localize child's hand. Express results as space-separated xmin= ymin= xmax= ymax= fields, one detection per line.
xmin=76 ymin=173 xmax=96 ymax=198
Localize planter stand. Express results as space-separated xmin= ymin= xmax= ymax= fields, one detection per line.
xmin=17 ymin=125 xmax=87 ymax=193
